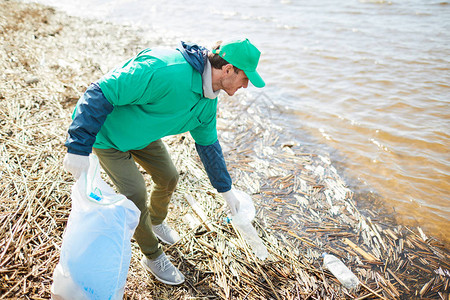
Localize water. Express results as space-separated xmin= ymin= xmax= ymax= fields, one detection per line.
xmin=29 ymin=0 xmax=450 ymax=244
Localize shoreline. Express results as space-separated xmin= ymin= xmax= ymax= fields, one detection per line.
xmin=1 ymin=1 xmax=449 ymax=299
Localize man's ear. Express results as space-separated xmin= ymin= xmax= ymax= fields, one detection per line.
xmin=222 ymin=64 xmax=234 ymax=74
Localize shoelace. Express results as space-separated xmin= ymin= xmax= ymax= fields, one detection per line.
xmin=154 ymin=254 xmax=171 ymax=272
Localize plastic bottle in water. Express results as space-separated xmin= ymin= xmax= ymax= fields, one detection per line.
xmin=230 ymin=190 xmax=268 ymax=260
xmin=322 ymin=253 xmax=359 ymax=289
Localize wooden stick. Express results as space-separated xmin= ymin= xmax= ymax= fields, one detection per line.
xmin=343 ymin=238 xmax=379 ymax=262
xmin=387 ymin=268 xmax=410 ymax=292
xmin=359 ymin=281 xmax=389 ymax=300
xmin=185 ymin=194 xmax=213 ymax=231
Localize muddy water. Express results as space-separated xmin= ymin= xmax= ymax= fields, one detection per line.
xmin=29 ymin=0 xmax=450 ymax=244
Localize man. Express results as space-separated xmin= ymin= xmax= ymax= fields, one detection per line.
xmin=63 ymin=38 xmax=265 ymax=285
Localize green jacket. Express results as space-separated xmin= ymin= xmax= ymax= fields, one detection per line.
xmin=94 ymin=47 xmax=218 ymax=151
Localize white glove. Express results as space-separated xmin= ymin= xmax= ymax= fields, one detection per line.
xmin=221 ymin=188 xmax=241 ymax=215
xmin=63 ymin=153 xmax=90 ymax=179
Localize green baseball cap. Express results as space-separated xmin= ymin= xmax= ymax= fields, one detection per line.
xmin=212 ymin=38 xmax=265 ymax=88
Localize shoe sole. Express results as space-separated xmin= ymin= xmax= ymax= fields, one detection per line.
xmin=140 ymin=257 xmax=185 ymax=286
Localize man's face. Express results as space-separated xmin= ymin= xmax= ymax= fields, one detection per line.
xmin=221 ymin=67 xmax=249 ymax=96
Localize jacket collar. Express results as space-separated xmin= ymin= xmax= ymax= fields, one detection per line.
xmin=202 ymin=60 xmax=220 ymax=99
xmin=191 ymin=60 xmax=219 ymax=99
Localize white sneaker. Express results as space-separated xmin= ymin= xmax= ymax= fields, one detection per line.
xmin=152 ymin=221 xmax=181 ymax=245
xmin=141 ymin=253 xmax=185 ymax=285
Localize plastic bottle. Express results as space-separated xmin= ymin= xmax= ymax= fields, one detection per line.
xmin=230 ymin=190 xmax=268 ymax=260
xmin=322 ymin=253 xmax=359 ymax=289
xmin=233 ymin=221 xmax=268 ymax=260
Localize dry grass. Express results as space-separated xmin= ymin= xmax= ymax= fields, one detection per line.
xmin=1 ymin=1 xmax=449 ymax=299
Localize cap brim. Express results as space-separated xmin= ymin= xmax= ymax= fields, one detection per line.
xmin=245 ymin=70 xmax=265 ymax=88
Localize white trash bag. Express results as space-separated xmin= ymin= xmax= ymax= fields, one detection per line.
xmin=51 ymin=154 xmax=140 ymax=300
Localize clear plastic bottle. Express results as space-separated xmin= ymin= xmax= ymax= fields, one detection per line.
xmin=233 ymin=220 xmax=268 ymax=260
xmin=322 ymin=253 xmax=359 ymax=289
xmin=230 ymin=190 xmax=268 ymax=260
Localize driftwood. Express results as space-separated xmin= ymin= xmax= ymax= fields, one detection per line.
xmin=1 ymin=1 xmax=449 ymax=299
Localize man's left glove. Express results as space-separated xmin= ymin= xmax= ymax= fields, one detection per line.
xmin=63 ymin=153 xmax=90 ymax=179
xmin=221 ymin=188 xmax=241 ymax=215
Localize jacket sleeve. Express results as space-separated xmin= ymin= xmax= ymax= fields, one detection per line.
xmin=64 ymin=83 xmax=114 ymax=156
xmin=195 ymin=140 xmax=232 ymax=193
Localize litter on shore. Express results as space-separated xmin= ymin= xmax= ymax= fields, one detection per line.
xmin=0 ymin=1 xmax=449 ymax=299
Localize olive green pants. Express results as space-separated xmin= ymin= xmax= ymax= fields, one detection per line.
xmin=93 ymin=139 xmax=179 ymax=259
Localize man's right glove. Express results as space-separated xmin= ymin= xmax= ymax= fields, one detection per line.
xmin=63 ymin=153 xmax=90 ymax=179
xmin=221 ymin=188 xmax=242 ymax=215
